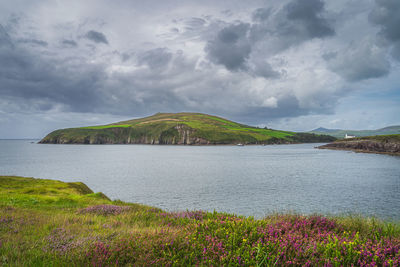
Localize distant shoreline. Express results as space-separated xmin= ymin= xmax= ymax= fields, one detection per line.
xmin=318 ymin=134 xmax=400 ymax=156
xmin=318 ymin=145 xmax=400 ymax=156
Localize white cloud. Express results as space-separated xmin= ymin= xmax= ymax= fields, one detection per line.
xmin=261 ymin=97 xmax=278 ymax=108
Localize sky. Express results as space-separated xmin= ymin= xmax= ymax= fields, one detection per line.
xmin=0 ymin=0 xmax=399 ymax=138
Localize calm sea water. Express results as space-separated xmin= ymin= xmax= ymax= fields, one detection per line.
xmin=1 ymin=140 xmax=399 ymax=219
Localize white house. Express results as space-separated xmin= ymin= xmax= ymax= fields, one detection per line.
xmin=345 ymin=133 xmax=356 ymax=139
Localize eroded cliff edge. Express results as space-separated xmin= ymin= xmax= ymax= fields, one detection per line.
xmin=39 ymin=124 xmax=210 ymax=145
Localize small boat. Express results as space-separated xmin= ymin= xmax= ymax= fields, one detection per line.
xmin=236 ymin=143 xmax=244 ymax=146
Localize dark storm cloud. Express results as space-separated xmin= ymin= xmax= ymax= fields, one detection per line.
xmin=325 ymin=42 xmax=390 ymax=81
xmin=205 ymin=0 xmax=334 ymax=78
xmin=17 ymin=38 xmax=48 ymax=47
xmin=0 ymin=24 xmax=13 ymax=47
xmin=285 ymin=0 xmax=335 ymax=38
xmin=324 ymin=0 xmax=399 ymax=82
xmin=0 ymin=26 xmax=106 ymax=113
xmin=84 ymin=30 xmax=109 ymax=44
xmin=252 ymin=8 xmax=272 ymax=22
xmin=249 ymin=0 xmax=334 ymax=46
xmin=369 ymin=0 xmax=400 ymax=60
xmin=0 ymin=23 xmax=196 ymax=117
xmin=392 ymin=45 xmax=400 ymax=60
xmin=370 ymin=0 xmax=400 ymax=42
xmin=205 ymin=23 xmax=251 ymax=71
xmin=137 ymin=48 xmax=173 ymax=69
xmin=247 ymin=57 xmax=280 ymax=79
xmin=62 ymin=39 xmax=77 ymax=47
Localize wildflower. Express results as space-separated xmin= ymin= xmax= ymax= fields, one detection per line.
xmin=78 ymin=205 xmax=131 ymax=216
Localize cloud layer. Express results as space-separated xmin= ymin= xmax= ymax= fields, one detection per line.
xmin=0 ymin=0 xmax=399 ymax=137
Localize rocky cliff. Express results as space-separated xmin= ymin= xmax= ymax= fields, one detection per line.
xmin=39 ymin=124 xmax=210 ymax=145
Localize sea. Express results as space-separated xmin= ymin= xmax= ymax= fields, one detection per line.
xmin=1 ymin=140 xmax=399 ymax=220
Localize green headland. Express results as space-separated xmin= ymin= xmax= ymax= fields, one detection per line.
xmin=39 ymin=112 xmax=335 ymax=144
xmin=1 ymin=176 xmax=399 ymax=266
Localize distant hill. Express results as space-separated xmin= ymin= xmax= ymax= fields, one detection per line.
xmin=309 ymin=125 xmax=400 ymax=139
xmin=311 ymin=127 xmax=342 ymax=133
xmin=39 ymin=112 xmax=335 ymax=145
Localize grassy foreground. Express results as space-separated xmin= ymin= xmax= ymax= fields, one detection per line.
xmin=1 ymin=176 xmax=399 ymax=266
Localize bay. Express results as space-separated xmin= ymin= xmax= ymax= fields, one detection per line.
xmin=1 ymin=140 xmax=399 ymax=219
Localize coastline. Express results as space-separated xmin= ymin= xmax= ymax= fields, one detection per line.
xmin=318 ymin=145 xmax=400 ymax=156
xmin=317 ymin=135 xmax=400 ymax=156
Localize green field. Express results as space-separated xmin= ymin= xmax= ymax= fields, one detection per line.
xmin=100 ymin=113 xmax=294 ymax=140
xmin=351 ymin=134 xmax=400 ymax=143
xmin=40 ymin=112 xmax=335 ymax=144
xmin=1 ymin=176 xmax=399 ymax=266
xmin=80 ymin=124 xmax=132 ymax=130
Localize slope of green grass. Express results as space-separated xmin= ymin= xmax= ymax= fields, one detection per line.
xmin=80 ymin=124 xmax=132 ymax=130
xmin=40 ymin=112 xmax=335 ymax=144
xmin=1 ymin=176 xmax=399 ymax=266
xmin=117 ymin=112 xmax=293 ymax=140
xmin=0 ymin=176 xmax=111 ymax=209
xmin=353 ymin=134 xmax=400 ymax=143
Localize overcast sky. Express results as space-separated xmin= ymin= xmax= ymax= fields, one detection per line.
xmin=0 ymin=0 xmax=399 ymax=138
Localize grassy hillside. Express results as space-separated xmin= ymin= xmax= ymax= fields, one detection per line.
xmin=1 ymin=176 xmax=399 ymax=266
xmin=310 ymin=125 xmax=400 ymax=139
xmin=352 ymin=134 xmax=400 ymax=143
xmin=40 ymin=112 xmax=335 ymax=144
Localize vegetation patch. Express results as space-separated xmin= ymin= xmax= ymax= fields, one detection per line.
xmin=78 ymin=204 xmax=131 ymax=216
xmin=318 ymin=134 xmax=400 ymax=155
xmin=1 ymin=176 xmax=399 ymax=265
xmin=80 ymin=124 xmax=132 ymax=130
xmin=351 ymin=134 xmax=400 ymax=143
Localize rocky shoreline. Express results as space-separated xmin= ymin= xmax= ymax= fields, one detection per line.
xmin=318 ymin=136 xmax=400 ymax=155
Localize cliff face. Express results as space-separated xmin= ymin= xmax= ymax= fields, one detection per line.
xmin=39 ymin=124 xmax=211 ymax=145
xmin=318 ymin=136 xmax=400 ymax=155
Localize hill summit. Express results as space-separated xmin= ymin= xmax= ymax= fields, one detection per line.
xmin=39 ymin=112 xmax=335 ymax=145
